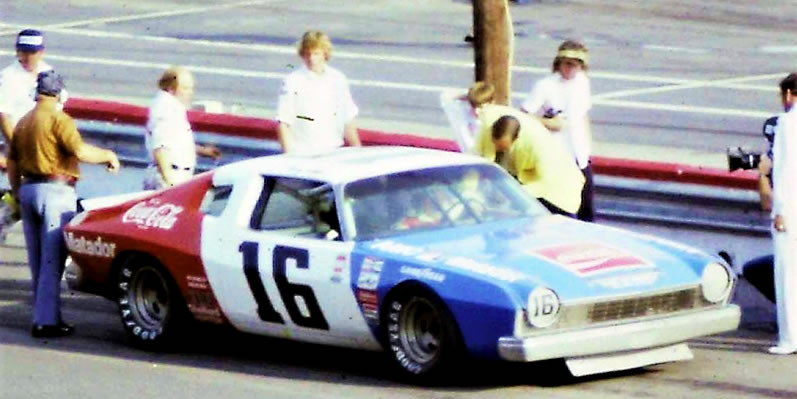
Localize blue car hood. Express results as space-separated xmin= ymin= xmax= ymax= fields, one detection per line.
xmin=361 ymin=215 xmax=714 ymax=301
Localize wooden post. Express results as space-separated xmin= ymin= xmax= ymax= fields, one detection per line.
xmin=472 ymin=0 xmax=514 ymax=105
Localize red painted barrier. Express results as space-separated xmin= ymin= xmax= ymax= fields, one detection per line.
xmin=64 ymin=97 xmax=758 ymax=190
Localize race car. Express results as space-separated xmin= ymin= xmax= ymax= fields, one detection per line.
xmin=64 ymin=146 xmax=740 ymax=380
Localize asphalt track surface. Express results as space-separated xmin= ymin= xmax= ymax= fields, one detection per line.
xmin=0 ymin=1 xmax=794 ymax=397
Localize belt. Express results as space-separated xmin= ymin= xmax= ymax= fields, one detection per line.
xmin=171 ymin=164 xmax=192 ymax=171
xmin=22 ymin=174 xmax=77 ymax=187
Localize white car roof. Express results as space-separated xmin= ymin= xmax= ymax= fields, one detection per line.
xmin=214 ymin=146 xmax=489 ymax=185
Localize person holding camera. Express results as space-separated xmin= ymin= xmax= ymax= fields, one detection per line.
xmin=768 ymin=72 xmax=797 ymax=355
xmin=521 ymin=40 xmax=594 ymax=222
xmin=739 ymin=116 xmax=778 ymax=303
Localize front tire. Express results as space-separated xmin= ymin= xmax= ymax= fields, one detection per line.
xmin=383 ymin=287 xmax=463 ymax=380
xmin=117 ymin=256 xmax=188 ymax=349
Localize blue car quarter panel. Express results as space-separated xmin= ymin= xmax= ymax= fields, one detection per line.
xmin=351 ymin=240 xmax=525 ymax=360
xmin=348 ymin=214 xmax=727 ymax=360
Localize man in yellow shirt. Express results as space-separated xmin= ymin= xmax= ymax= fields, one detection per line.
xmin=473 ymin=105 xmax=584 ymax=216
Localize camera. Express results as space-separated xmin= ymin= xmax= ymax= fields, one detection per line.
xmin=727 ymin=115 xmax=778 ymax=172
xmin=727 ymin=147 xmax=761 ymax=171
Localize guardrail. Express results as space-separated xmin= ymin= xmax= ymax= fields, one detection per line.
xmin=65 ymin=97 xmax=759 ymax=189
xmin=66 ymin=97 xmax=767 ymax=234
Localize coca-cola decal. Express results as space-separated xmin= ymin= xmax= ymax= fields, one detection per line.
xmin=530 ymin=242 xmax=655 ymax=277
xmin=122 ymin=199 xmax=183 ymax=230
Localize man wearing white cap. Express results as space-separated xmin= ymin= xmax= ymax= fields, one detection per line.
xmin=0 ymin=29 xmax=65 ymax=171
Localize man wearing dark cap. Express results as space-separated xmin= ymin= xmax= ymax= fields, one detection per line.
xmin=0 ymin=29 xmax=65 ymax=171
xmin=6 ymin=70 xmax=120 ymax=338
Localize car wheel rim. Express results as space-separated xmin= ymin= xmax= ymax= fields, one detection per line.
xmin=399 ymin=297 xmax=442 ymax=365
xmin=129 ymin=266 xmax=170 ymax=329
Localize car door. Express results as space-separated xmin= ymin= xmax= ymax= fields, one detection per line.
xmin=201 ymin=175 xmax=379 ymax=350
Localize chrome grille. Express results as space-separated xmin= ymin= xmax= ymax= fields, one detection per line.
xmin=587 ymin=288 xmax=699 ymax=323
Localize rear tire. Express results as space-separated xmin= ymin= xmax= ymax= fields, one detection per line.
xmin=382 ymin=287 xmax=464 ymax=381
xmin=117 ymin=256 xmax=188 ymax=349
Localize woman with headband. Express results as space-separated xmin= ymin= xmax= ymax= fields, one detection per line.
xmin=521 ymin=40 xmax=594 ymax=222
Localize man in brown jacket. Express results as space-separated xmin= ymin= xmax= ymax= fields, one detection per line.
xmin=7 ymin=70 xmax=119 ymax=338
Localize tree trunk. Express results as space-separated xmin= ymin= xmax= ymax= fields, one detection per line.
xmin=472 ymin=0 xmax=514 ymax=105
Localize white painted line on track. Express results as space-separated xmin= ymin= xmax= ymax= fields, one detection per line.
xmin=0 ymin=50 xmax=770 ymax=120
xmin=643 ymin=44 xmax=709 ymax=54
xmin=760 ymin=45 xmax=797 ymax=54
xmin=594 ymin=73 xmax=780 ymax=100
xmin=594 ymin=99 xmax=771 ymax=119
xmin=0 ymin=25 xmax=773 ymax=91
xmin=0 ymin=1 xmax=274 ymax=36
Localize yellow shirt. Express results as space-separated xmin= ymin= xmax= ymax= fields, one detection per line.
xmin=473 ymin=104 xmax=584 ymax=214
xmin=9 ymin=96 xmax=83 ymax=179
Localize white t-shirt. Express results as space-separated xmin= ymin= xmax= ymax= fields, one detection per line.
xmin=276 ymin=65 xmax=358 ymax=153
xmin=521 ymin=71 xmax=592 ymax=168
xmin=145 ymin=90 xmax=197 ymax=170
xmin=0 ymin=60 xmax=56 ymax=130
xmin=440 ymin=90 xmax=481 ymax=153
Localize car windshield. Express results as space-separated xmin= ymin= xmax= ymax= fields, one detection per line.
xmin=342 ymin=164 xmax=547 ymax=241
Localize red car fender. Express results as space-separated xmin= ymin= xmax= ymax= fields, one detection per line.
xmin=67 ymin=172 xmax=228 ymax=324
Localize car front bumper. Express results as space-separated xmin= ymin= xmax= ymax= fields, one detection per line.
xmin=498 ymin=304 xmax=741 ymax=362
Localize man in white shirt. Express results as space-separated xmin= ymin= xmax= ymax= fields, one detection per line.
xmin=276 ymin=30 xmax=360 ymax=154
xmin=144 ymin=66 xmax=220 ymax=189
xmin=521 ymin=40 xmax=594 ymax=221
xmin=0 ymin=29 xmax=64 ymax=170
xmin=769 ymin=73 xmax=797 ymax=355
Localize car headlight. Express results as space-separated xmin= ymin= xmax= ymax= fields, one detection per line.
xmin=526 ymin=286 xmax=561 ymax=328
xmin=701 ymin=262 xmax=732 ymax=303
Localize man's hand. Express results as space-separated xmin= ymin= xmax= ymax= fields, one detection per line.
xmin=758 ymin=154 xmax=773 ymax=211
xmin=774 ymin=214 xmax=786 ymax=232
xmin=106 ymin=151 xmax=120 ymax=173
xmin=198 ymin=143 xmax=221 ymax=160
xmin=537 ymin=114 xmax=563 ymax=132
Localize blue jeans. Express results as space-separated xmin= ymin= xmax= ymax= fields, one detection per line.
xmin=19 ymin=182 xmax=76 ymax=326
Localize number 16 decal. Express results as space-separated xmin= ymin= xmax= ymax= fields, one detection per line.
xmin=240 ymin=242 xmax=329 ymax=330
xmin=273 ymin=245 xmax=329 ymax=330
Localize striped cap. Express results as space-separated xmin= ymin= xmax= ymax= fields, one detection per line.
xmin=16 ymin=29 xmax=44 ymax=52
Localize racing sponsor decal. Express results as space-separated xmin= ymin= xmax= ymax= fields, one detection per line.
xmin=530 ymin=242 xmax=656 ymax=277
xmin=370 ymin=240 xmax=423 ymax=257
xmin=357 ymin=289 xmax=379 ymax=323
xmin=356 ymin=257 xmax=384 ymax=323
xmin=64 ymin=232 xmax=116 ymax=258
xmin=122 ymin=199 xmax=183 ymax=230
xmin=370 ymin=240 xmax=524 ymax=282
xmin=356 ymin=257 xmax=384 ymax=290
xmin=369 ymin=240 xmax=442 ymax=262
xmin=331 ymin=255 xmax=347 ymax=284
xmin=185 ymin=275 xmax=224 ymax=324
xmin=590 ymin=271 xmax=661 ymax=289
xmin=444 ymin=257 xmax=525 ymax=282
xmin=399 ymin=266 xmax=446 ymax=283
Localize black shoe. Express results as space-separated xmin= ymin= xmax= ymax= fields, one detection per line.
xmin=31 ymin=322 xmax=74 ymax=338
